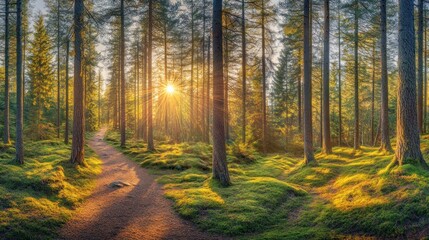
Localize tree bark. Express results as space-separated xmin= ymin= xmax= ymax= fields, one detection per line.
xmin=212 ymin=0 xmax=230 ymax=186
xmin=120 ymin=0 xmax=126 ymax=147
xmin=71 ymin=0 xmax=85 ymax=165
xmin=338 ymin=0 xmax=342 ymax=146
xmin=322 ymin=0 xmax=332 ymax=154
xmin=16 ymin=0 xmax=24 ymax=164
xmin=304 ymin=0 xmax=315 ymax=163
xmin=353 ymin=0 xmax=360 ymax=150
xmin=418 ymin=0 xmax=424 ymax=133
xmin=65 ymin=39 xmax=70 ymax=144
xmin=57 ymin=0 xmax=61 ymax=139
xmin=261 ymin=0 xmax=267 ymax=153
xmin=394 ymin=0 xmax=428 ymax=168
xmin=3 ymin=0 xmax=10 ymax=144
xmin=380 ymin=0 xmax=392 ymax=152
xmin=147 ymin=0 xmax=155 ymax=151
xmin=241 ymin=0 xmax=247 ymax=144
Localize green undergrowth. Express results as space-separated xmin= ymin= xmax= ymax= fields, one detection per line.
xmin=106 ymin=130 xmax=429 ymax=239
xmin=0 ymin=139 xmax=101 ymax=240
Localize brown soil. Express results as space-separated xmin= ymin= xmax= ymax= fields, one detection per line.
xmin=58 ymin=128 xmax=227 ymax=240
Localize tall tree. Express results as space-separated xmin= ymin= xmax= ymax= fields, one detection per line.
xmin=16 ymin=0 xmax=24 ymax=164
xmin=65 ymin=39 xmax=70 ymax=144
xmin=56 ymin=0 xmax=61 ymax=138
xmin=393 ymin=0 xmax=428 ymax=168
xmin=353 ymin=0 xmax=360 ymax=150
xmin=3 ymin=0 xmax=10 ymax=144
xmin=418 ymin=0 xmax=424 ymax=133
xmin=303 ymin=0 xmax=315 ymax=163
xmin=120 ymin=0 xmax=126 ymax=147
xmin=27 ymin=15 xmax=55 ymax=139
xmin=261 ymin=0 xmax=267 ymax=153
xmin=147 ymin=0 xmax=155 ymax=151
xmin=322 ymin=0 xmax=332 ymax=154
xmin=379 ymin=0 xmax=392 ymax=152
xmin=212 ymin=0 xmax=230 ymax=186
xmin=241 ymin=0 xmax=246 ymax=144
xmin=70 ymin=0 xmax=85 ymax=165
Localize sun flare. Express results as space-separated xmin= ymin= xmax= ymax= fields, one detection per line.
xmin=166 ymin=84 xmax=175 ymax=94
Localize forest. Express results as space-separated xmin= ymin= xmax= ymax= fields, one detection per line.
xmin=1 ymin=0 xmax=429 ymax=239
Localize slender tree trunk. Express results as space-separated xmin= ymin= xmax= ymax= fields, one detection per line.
xmin=16 ymin=0 xmax=24 ymax=164
xmin=136 ymin=41 xmax=140 ymax=138
xmin=202 ymin=0 xmax=207 ymax=142
xmin=57 ymin=0 xmax=61 ymax=138
xmin=353 ymin=0 xmax=360 ymax=150
xmin=147 ymin=0 xmax=155 ymax=151
xmin=371 ymin=43 xmax=375 ymax=146
xmin=120 ymin=0 xmax=126 ymax=147
xmin=99 ymin=70 xmax=102 ymax=128
xmin=212 ymin=0 xmax=230 ymax=186
xmin=71 ymin=0 xmax=85 ymax=165
xmin=338 ymin=0 xmax=342 ymax=146
xmin=190 ymin=0 xmax=195 ymax=139
xmin=3 ymin=0 xmax=10 ymax=144
xmin=65 ymin=39 xmax=70 ymax=144
xmin=241 ymin=0 xmax=247 ymax=144
xmin=304 ymin=0 xmax=315 ymax=163
xmin=322 ymin=0 xmax=332 ymax=154
xmin=380 ymin=0 xmax=392 ymax=152
xmin=261 ymin=0 xmax=267 ymax=153
xmin=206 ymin=37 xmax=211 ymax=143
xmin=224 ymin=27 xmax=229 ymax=141
xmin=394 ymin=0 xmax=428 ymax=168
xmin=164 ymin=22 xmax=168 ymax=134
xmin=142 ymin=34 xmax=148 ymax=142
xmin=425 ymin=9 xmax=428 ymax=134
xmin=298 ymin=48 xmax=302 ymax=133
xmin=418 ymin=0 xmax=424 ymax=133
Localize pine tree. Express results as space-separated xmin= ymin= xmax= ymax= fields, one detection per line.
xmin=27 ymin=15 xmax=55 ymax=139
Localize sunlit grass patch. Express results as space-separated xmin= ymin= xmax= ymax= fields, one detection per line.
xmin=0 ymin=140 xmax=101 ymax=239
xmin=107 ymin=130 xmax=429 ymax=239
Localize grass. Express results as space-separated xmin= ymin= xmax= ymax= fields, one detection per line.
xmin=0 ymin=139 xmax=101 ymax=240
xmin=106 ymin=130 xmax=429 ymax=239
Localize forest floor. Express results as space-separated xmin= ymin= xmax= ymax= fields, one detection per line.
xmin=0 ymin=137 xmax=101 ymax=239
xmin=59 ymin=128 xmax=225 ymax=240
xmin=105 ymin=131 xmax=429 ymax=240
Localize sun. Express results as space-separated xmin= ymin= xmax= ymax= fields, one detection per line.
xmin=166 ymin=84 xmax=175 ymax=94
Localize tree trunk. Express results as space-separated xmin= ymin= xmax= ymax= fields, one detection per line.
xmin=120 ymin=0 xmax=126 ymax=147
xmin=57 ymin=0 xmax=61 ymax=139
xmin=206 ymin=37 xmax=211 ymax=143
xmin=71 ymin=0 xmax=85 ymax=165
xmin=65 ymin=39 xmax=70 ymax=144
xmin=304 ymin=0 xmax=315 ymax=163
xmin=261 ymin=0 xmax=267 ymax=153
xmin=241 ymin=0 xmax=247 ymax=144
xmin=353 ymin=0 xmax=360 ymax=150
xmin=3 ymin=0 xmax=10 ymax=144
xmin=394 ymin=0 xmax=428 ymax=168
xmin=15 ymin=0 xmax=24 ymax=164
xmin=322 ymin=0 xmax=332 ymax=154
xmin=418 ymin=0 xmax=424 ymax=133
xmin=338 ymin=0 xmax=342 ymax=146
xmin=147 ymin=0 xmax=155 ymax=151
xmin=225 ymin=26 xmax=229 ymax=141
xmin=142 ymin=33 xmax=148 ymax=142
xmin=190 ymin=0 xmax=195 ymax=139
xmin=371 ymin=43 xmax=375 ymax=146
xmin=212 ymin=0 xmax=230 ymax=186
xmin=380 ymin=0 xmax=392 ymax=152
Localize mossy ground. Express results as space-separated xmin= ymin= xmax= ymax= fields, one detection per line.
xmin=106 ymin=131 xmax=429 ymax=239
xmin=0 ymin=140 xmax=101 ymax=240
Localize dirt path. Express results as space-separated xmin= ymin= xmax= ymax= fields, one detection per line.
xmin=59 ymin=128 xmax=225 ymax=240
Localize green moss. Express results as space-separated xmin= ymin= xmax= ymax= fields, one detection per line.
xmin=107 ymin=130 xmax=429 ymax=239
xmin=0 ymin=140 xmax=101 ymax=239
